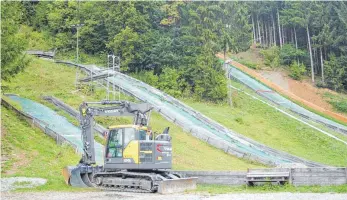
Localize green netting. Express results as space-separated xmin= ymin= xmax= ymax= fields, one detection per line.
xmin=7 ymin=95 xmax=104 ymax=165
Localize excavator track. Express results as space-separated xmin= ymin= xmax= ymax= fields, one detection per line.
xmin=65 ymin=165 xmax=197 ymax=194
xmin=92 ymin=171 xmax=158 ymax=193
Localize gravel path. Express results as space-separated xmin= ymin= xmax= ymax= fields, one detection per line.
xmin=1 ymin=177 xmax=47 ymax=192
xmin=2 ymin=191 xmax=347 ymax=200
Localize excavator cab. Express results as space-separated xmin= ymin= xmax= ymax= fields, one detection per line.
xmin=103 ymin=125 xmax=172 ymax=171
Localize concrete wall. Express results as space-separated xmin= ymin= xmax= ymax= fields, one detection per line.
xmin=291 ymin=168 xmax=347 ymax=186
xmin=173 ymin=168 xmax=347 ymax=186
xmin=172 ymin=171 xmax=247 ymax=185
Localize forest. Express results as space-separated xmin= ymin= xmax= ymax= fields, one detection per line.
xmin=2 ymin=1 xmax=347 ymax=101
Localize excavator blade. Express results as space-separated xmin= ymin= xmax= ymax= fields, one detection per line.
xmin=62 ymin=166 xmax=90 ymax=187
xmin=157 ymin=177 xmax=198 ymax=194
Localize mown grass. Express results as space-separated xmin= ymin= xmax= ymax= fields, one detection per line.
xmin=1 ymin=106 xmax=84 ymax=191
xmin=180 ymin=80 xmax=347 ymax=166
xmin=195 ymin=183 xmax=347 ymax=194
xmin=1 ymin=57 xmax=264 ymax=189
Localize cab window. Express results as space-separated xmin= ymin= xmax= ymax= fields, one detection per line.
xmin=123 ymin=128 xmax=136 ymax=147
xmin=139 ymin=130 xmax=147 ymax=140
xmin=107 ymin=129 xmax=123 ymax=158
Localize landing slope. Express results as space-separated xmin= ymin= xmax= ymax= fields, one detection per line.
xmin=1 ymin=106 xmax=80 ymax=191
xmin=2 ymin=57 xmax=262 ymax=170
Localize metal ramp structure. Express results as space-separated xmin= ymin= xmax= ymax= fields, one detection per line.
xmin=76 ymin=55 xmax=121 ymax=101
xmin=26 ymin=50 xmax=56 ymax=59
xmin=55 ymin=60 xmax=331 ymax=167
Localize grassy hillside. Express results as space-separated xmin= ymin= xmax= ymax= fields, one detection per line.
xmin=181 ymin=80 xmax=347 ymax=166
xmin=1 ymin=106 xmax=81 ymax=191
xmin=2 ymin=57 xmax=263 ymax=172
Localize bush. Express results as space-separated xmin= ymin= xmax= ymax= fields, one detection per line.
xmin=329 ymin=100 xmax=347 ymax=113
xmin=279 ymin=44 xmax=307 ymax=66
xmin=238 ymin=60 xmax=258 ymax=70
xmin=131 ymin=70 xmax=159 ymax=87
xmin=289 ymin=62 xmax=306 ymax=80
xmin=260 ymin=46 xmax=280 ymax=68
xmin=315 ymin=80 xmax=327 ymax=88
xmin=158 ymin=68 xmax=182 ymax=97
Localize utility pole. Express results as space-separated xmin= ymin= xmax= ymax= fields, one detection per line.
xmin=224 ymin=61 xmax=232 ymax=107
xmin=73 ymin=0 xmax=84 ymax=89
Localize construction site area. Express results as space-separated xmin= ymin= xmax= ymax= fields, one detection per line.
xmin=2 ymin=1 xmax=347 ymax=199
xmin=1 ymin=50 xmax=347 ymax=200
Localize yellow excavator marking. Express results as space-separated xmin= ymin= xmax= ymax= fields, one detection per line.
xmin=123 ymin=140 xmax=139 ymax=164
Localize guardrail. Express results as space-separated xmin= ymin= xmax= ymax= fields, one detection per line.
xmin=26 ymin=50 xmax=56 ymax=59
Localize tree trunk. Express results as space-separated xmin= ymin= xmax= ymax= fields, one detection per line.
xmin=307 ymin=25 xmax=314 ymax=82
xmin=282 ymin=25 xmax=285 ymax=45
xmin=252 ymin=15 xmax=256 ymax=44
xmin=294 ymin=26 xmax=298 ymax=49
xmin=277 ymin=9 xmax=282 ymax=48
xmin=324 ymin=46 xmax=327 ymax=60
xmin=257 ymin=15 xmax=262 ymax=45
xmin=294 ymin=27 xmax=299 ymax=64
xmin=313 ymin=47 xmax=318 ymax=75
xmin=272 ymin=13 xmax=276 ymax=46
xmin=264 ymin=19 xmax=268 ymax=47
xmin=320 ymin=47 xmax=324 ymax=83
xmin=269 ymin=23 xmax=272 ymax=46
xmin=268 ymin=22 xmax=273 ymax=47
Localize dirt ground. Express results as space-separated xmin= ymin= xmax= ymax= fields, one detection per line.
xmin=258 ymin=69 xmax=347 ymax=117
xmin=219 ymin=49 xmax=347 ymax=119
xmin=2 ymin=191 xmax=347 ymax=200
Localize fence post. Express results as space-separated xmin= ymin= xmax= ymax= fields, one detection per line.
xmin=345 ymin=167 xmax=347 ymax=184
xmin=289 ymin=168 xmax=293 ymax=185
xmin=56 ymin=134 xmax=59 ymax=145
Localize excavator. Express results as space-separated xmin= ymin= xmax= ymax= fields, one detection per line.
xmin=62 ymin=100 xmax=197 ymax=194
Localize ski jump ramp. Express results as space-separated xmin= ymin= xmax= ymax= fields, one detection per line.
xmin=55 ymin=60 xmax=328 ymax=167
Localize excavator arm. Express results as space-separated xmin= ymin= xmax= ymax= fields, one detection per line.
xmin=78 ymin=100 xmax=153 ymax=165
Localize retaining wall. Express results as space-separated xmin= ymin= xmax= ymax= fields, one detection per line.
xmin=247 ymin=168 xmax=347 ymax=186
xmin=173 ymin=168 xmax=347 ymax=186
xmin=173 ymin=171 xmax=247 ymax=185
